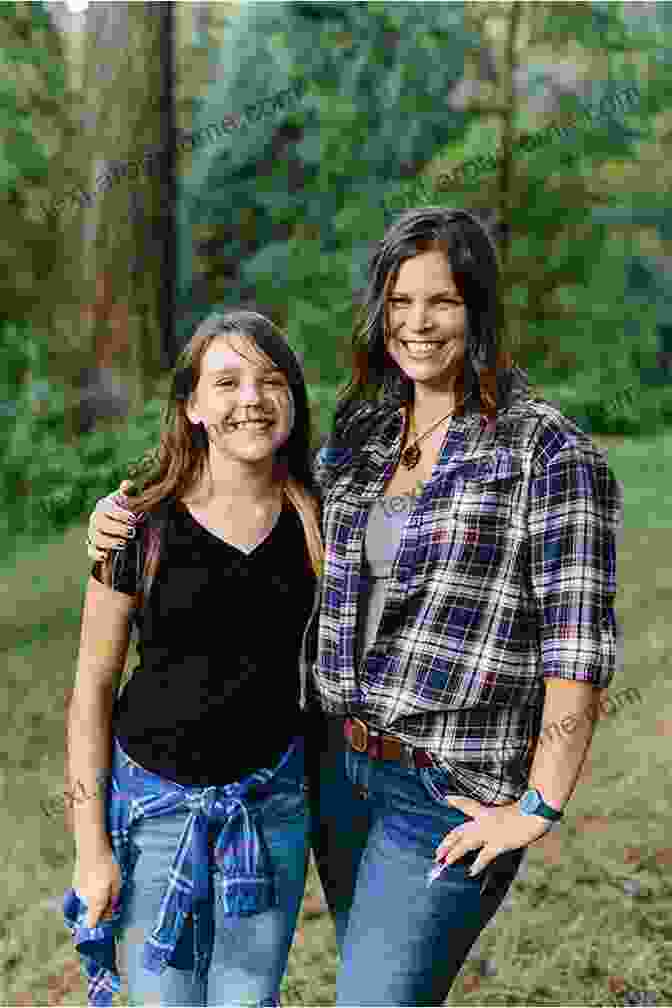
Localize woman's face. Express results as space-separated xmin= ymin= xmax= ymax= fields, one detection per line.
xmin=186 ymin=332 xmax=294 ymax=464
xmin=385 ymin=250 xmax=467 ymax=394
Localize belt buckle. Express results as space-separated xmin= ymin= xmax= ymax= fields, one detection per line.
xmin=349 ymin=717 xmax=369 ymax=753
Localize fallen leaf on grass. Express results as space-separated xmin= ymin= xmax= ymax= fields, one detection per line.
xmin=47 ymin=977 xmax=67 ymax=1005
xmin=624 ymin=846 xmax=643 ymax=864
xmin=654 ymin=848 xmax=672 ymax=868
xmin=301 ymin=892 xmax=328 ymax=918
xmin=45 ymin=959 xmax=83 ymax=1005
xmin=575 ymin=814 xmax=611 ymax=832
xmin=655 ymin=720 xmax=672 ymax=736
xmin=609 ymin=976 xmax=628 ymax=994
xmin=12 ymin=994 xmax=34 ymax=1006
xmin=462 ymin=974 xmax=481 ymax=993
xmin=62 ymin=959 xmax=83 ymax=987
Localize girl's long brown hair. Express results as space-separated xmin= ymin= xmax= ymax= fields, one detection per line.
xmin=100 ymin=311 xmax=324 ymax=594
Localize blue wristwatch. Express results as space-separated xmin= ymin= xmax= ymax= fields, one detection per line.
xmin=518 ymin=788 xmax=564 ymax=825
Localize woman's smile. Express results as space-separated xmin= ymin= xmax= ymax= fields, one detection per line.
xmin=398 ymin=338 xmax=448 ymax=359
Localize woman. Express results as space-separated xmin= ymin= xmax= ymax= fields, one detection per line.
xmin=88 ymin=207 xmax=622 ymax=1005
xmin=65 ymin=309 xmax=324 ymax=1007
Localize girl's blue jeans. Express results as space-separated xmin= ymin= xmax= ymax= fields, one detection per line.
xmin=305 ymin=710 xmax=526 ymax=1006
xmin=115 ymin=743 xmax=310 ymax=1007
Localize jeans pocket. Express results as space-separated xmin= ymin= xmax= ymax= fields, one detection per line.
xmin=418 ymin=763 xmax=465 ymax=808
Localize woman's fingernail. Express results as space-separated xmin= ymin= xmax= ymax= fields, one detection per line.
xmin=427 ymin=861 xmax=448 ymax=884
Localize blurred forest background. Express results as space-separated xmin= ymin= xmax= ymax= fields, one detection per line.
xmin=1 ymin=2 xmax=671 ymax=1005
xmin=2 ymin=0 xmax=672 ymax=561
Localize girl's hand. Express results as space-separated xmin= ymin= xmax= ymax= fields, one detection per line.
xmin=87 ymin=480 xmax=136 ymax=562
xmin=72 ymin=847 xmax=123 ymax=928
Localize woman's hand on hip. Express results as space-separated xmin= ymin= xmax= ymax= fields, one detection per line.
xmin=435 ymin=795 xmax=553 ymax=877
xmin=87 ymin=481 xmax=136 ymax=562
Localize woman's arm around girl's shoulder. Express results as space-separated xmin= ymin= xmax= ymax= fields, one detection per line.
xmin=87 ymin=479 xmax=140 ymax=562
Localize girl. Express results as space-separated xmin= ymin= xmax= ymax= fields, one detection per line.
xmin=88 ymin=207 xmax=622 ymax=1005
xmin=66 ymin=309 xmax=324 ymax=1007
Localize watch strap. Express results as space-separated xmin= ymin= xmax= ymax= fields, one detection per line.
xmin=522 ymin=788 xmax=564 ymax=821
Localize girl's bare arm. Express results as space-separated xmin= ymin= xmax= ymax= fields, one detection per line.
xmin=66 ymin=575 xmax=137 ymax=854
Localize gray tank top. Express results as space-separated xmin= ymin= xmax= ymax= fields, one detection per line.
xmin=354 ymin=494 xmax=415 ymax=671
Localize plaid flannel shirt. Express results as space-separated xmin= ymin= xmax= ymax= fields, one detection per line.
xmin=299 ymin=391 xmax=623 ymax=805
xmin=63 ymin=736 xmax=302 ymax=1006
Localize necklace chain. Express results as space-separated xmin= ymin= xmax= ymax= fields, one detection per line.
xmin=400 ymin=392 xmax=474 ymax=470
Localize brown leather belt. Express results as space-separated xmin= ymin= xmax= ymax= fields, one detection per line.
xmin=344 ymin=717 xmax=434 ymax=770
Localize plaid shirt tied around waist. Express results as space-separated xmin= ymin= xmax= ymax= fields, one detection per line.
xmin=301 ymin=392 xmax=623 ymax=806
xmin=63 ymin=735 xmax=303 ymax=1007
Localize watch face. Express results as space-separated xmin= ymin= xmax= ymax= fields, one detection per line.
xmin=521 ymin=789 xmax=540 ymax=813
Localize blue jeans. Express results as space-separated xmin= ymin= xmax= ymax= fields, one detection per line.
xmin=116 ymin=744 xmax=310 ymax=1007
xmin=306 ymin=712 xmax=525 ymax=1006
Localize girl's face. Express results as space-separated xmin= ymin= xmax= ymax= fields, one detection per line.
xmin=385 ymin=250 xmax=467 ymax=394
xmin=186 ymin=333 xmax=294 ymax=464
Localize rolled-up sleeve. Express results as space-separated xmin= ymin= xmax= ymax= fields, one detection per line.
xmin=527 ymin=445 xmax=623 ymax=688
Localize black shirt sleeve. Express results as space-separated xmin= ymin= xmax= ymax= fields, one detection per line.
xmin=91 ymin=539 xmax=143 ymax=597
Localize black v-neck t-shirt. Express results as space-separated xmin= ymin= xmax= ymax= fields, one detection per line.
xmin=92 ymin=495 xmax=316 ymax=786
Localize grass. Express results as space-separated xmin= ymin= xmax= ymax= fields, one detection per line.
xmin=1 ymin=430 xmax=671 ymax=1006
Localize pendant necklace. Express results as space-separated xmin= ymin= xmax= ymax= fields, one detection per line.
xmin=400 ymin=392 xmax=474 ymax=470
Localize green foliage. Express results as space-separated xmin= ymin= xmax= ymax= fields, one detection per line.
xmin=4 ymin=1 xmax=672 ymax=560
xmin=537 ymin=373 xmax=672 ymax=438
xmin=178 ymin=0 xmax=475 ymax=366
xmin=0 ymin=314 xmax=163 ymax=546
xmin=0 ymin=1 xmax=74 ymax=320
xmin=242 ymin=237 xmax=358 ymax=387
xmin=38 ymin=400 xmax=165 ymax=532
xmin=176 ymin=0 xmax=668 ymax=424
